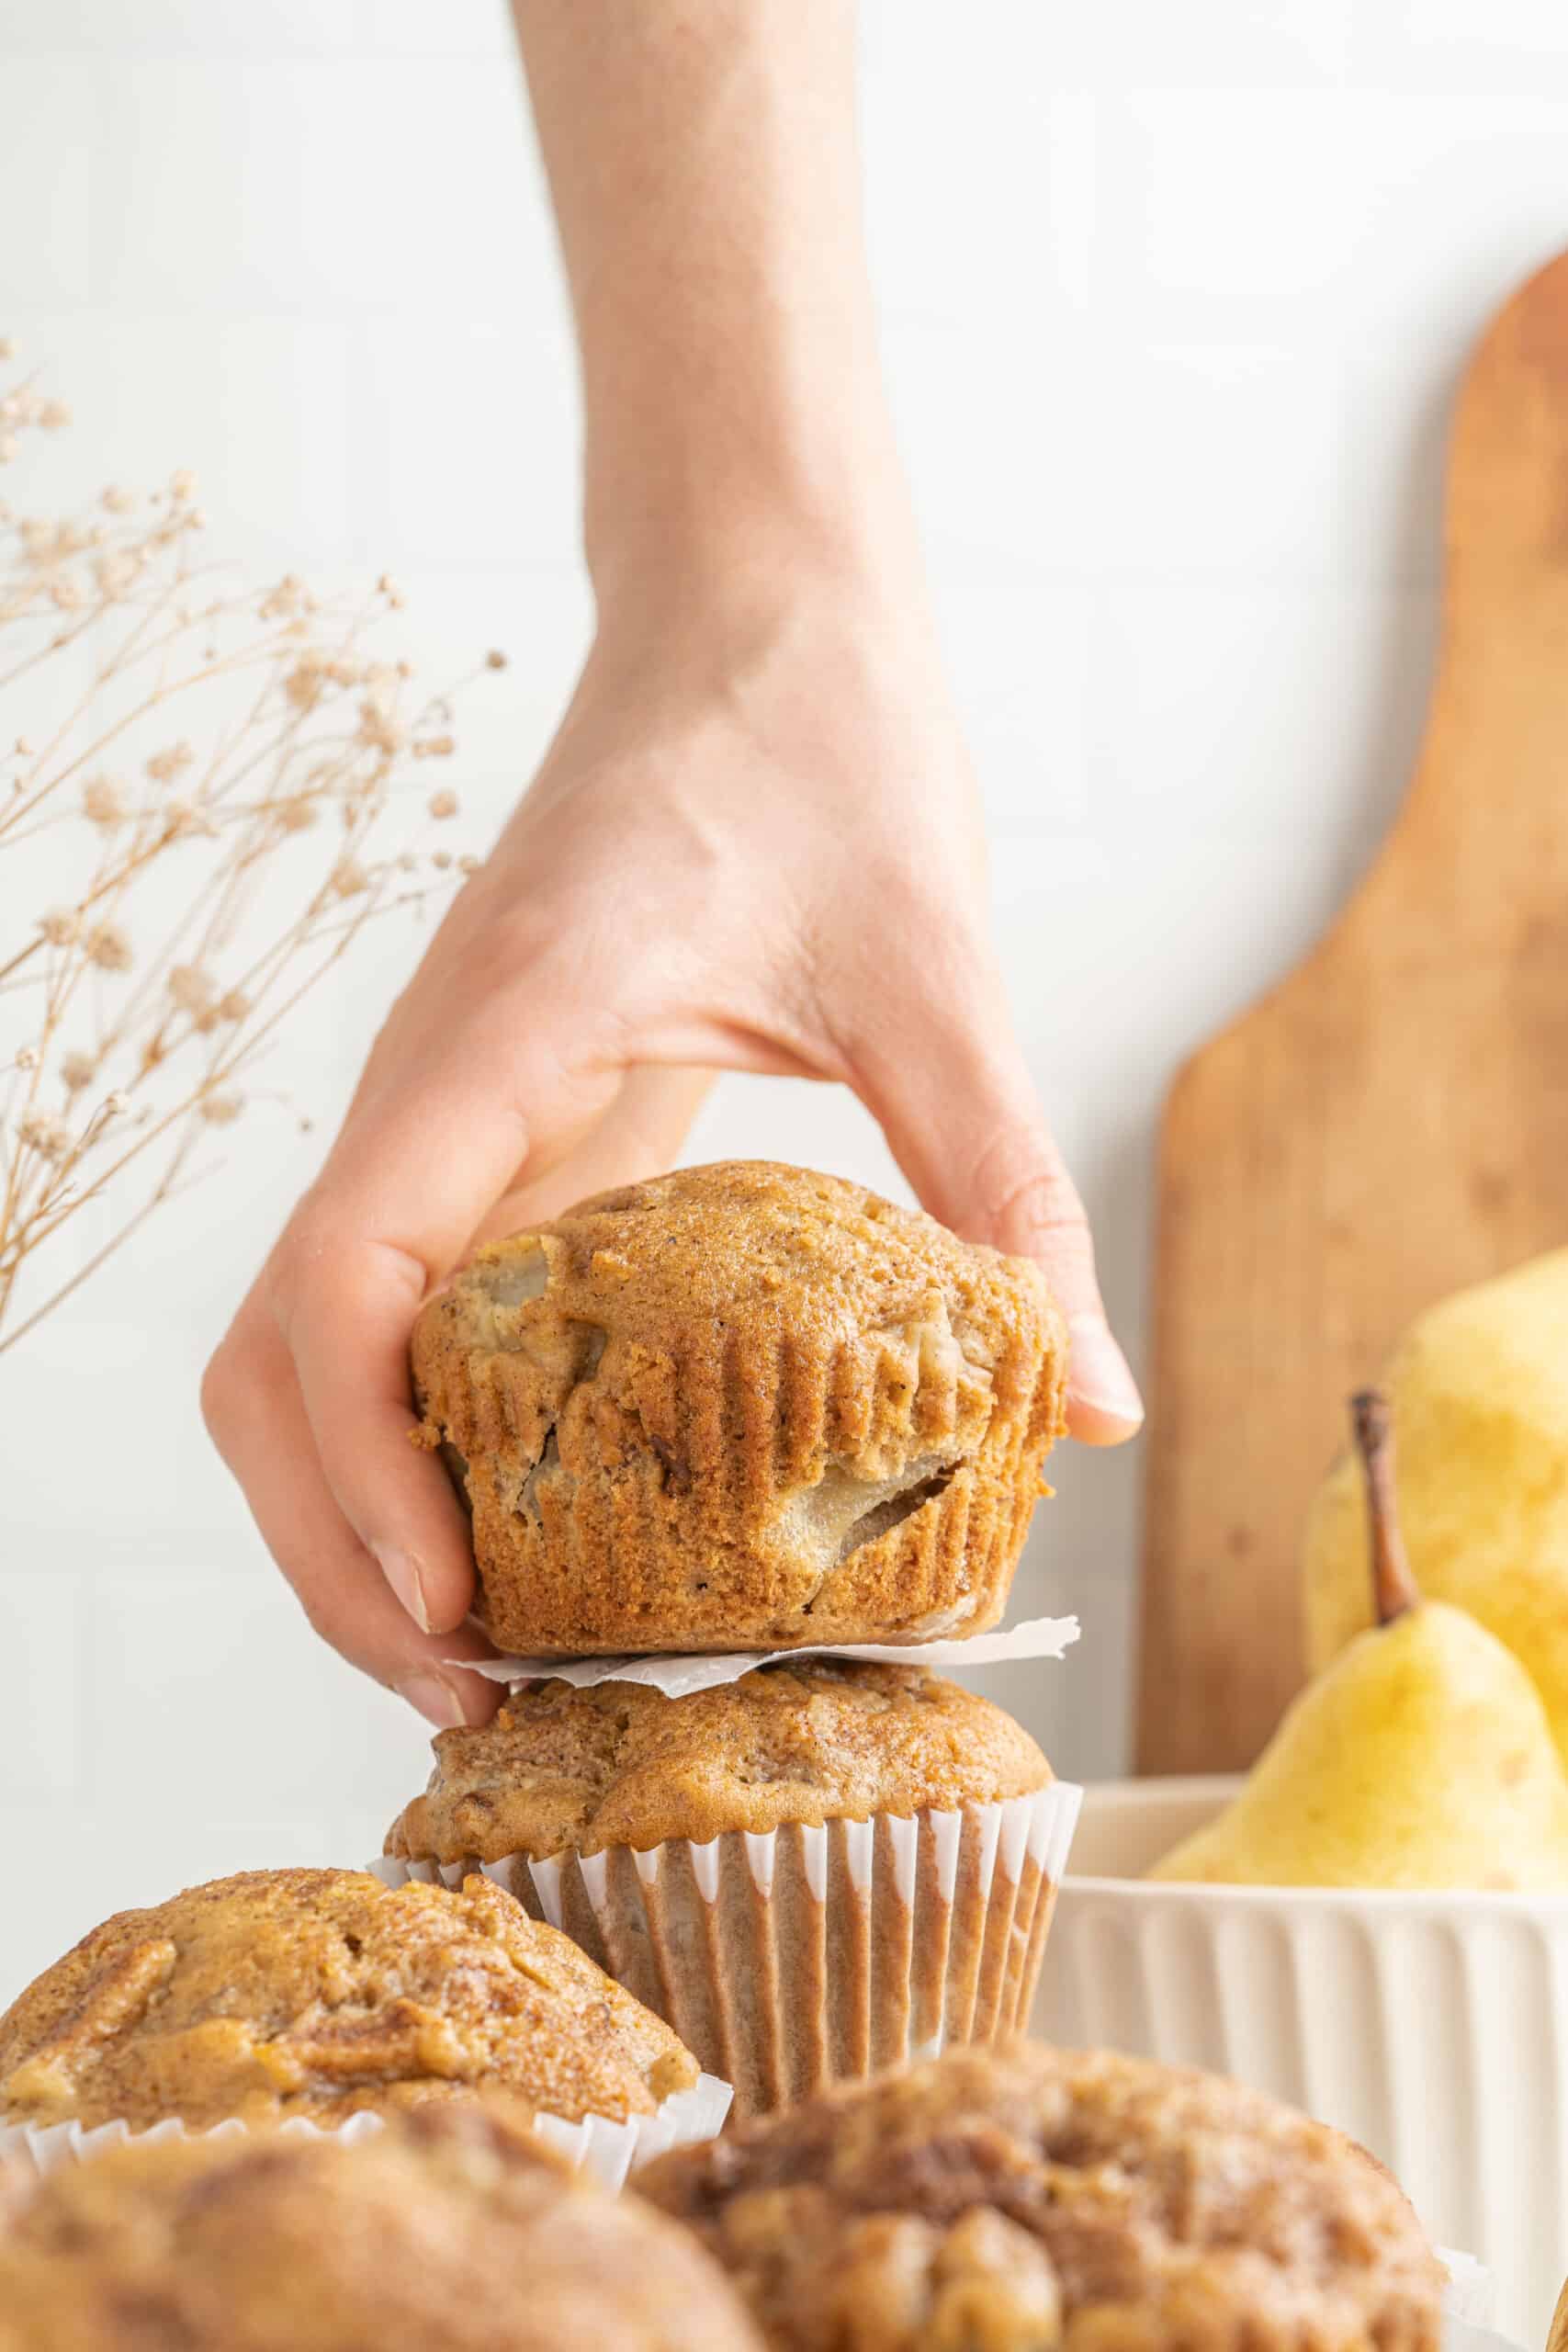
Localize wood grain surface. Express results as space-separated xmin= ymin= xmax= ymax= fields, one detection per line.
xmin=1136 ymin=247 xmax=1568 ymax=1774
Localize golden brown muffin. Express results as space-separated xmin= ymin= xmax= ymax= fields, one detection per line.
xmin=635 ymin=2040 xmax=1445 ymax=2352
xmin=0 ymin=1868 xmax=697 ymax=2134
xmin=388 ymin=1661 xmax=1053 ymax=1861
xmin=385 ymin=1668 xmax=1072 ymax=2121
xmin=0 ymin=2098 xmax=761 ymax=2352
xmin=411 ymin=1160 xmax=1067 ymax=1654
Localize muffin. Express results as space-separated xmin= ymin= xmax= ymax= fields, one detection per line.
xmin=410 ymin=1160 xmax=1067 ymax=1655
xmin=0 ymin=2098 xmax=761 ymax=2352
xmin=636 ymin=2039 xmax=1446 ymax=2352
xmin=0 ymin=1868 xmax=723 ymax=2179
xmin=383 ymin=1661 xmax=1081 ymax=2117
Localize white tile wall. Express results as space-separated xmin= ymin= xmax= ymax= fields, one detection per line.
xmin=4 ymin=0 xmax=1568 ymax=1997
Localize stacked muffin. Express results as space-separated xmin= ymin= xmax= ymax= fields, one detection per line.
xmin=389 ymin=1161 xmax=1081 ymax=2114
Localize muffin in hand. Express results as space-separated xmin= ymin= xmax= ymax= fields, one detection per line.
xmin=411 ymin=1160 xmax=1067 ymax=1656
xmin=636 ymin=2038 xmax=1445 ymax=2352
xmin=385 ymin=1661 xmax=1080 ymax=2118
xmin=0 ymin=2098 xmax=761 ymax=2352
xmin=0 ymin=1868 xmax=712 ymax=2172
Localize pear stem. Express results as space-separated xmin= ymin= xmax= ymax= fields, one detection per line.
xmin=1350 ymin=1387 xmax=1421 ymax=1625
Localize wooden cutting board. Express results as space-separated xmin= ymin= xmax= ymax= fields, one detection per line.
xmin=1136 ymin=246 xmax=1568 ymax=1775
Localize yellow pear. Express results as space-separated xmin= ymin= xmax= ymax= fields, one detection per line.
xmin=1152 ymin=1392 xmax=1568 ymax=1891
xmin=1304 ymin=1249 xmax=1568 ymax=1764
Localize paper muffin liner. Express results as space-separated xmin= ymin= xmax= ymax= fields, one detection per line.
xmin=0 ymin=2071 xmax=730 ymax=2196
xmin=376 ymin=1780 xmax=1081 ymax=2120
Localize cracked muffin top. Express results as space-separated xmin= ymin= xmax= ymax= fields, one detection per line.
xmin=634 ymin=2040 xmax=1444 ymax=2352
xmin=412 ymin=1160 xmax=1067 ymax=1656
xmin=0 ymin=1869 xmax=698 ymax=2133
xmin=387 ymin=1660 xmax=1053 ymax=1862
xmin=0 ymin=2098 xmax=761 ymax=2352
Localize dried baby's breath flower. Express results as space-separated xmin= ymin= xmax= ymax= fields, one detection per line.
xmin=82 ymin=775 xmax=127 ymax=829
xmin=486 ymin=649 xmax=507 ymax=671
xmin=427 ymin=787 xmax=458 ymax=820
xmin=457 ymin=854 xmax=480 ymax=876
xmin=431 ymin=849 xmax=452 ymax=871
xmin=167 ymin=964 xmax=216 ymax=1015
xmin=0 ymin=360 xmax=491 ymax=1353
xmin=17 ymin=1111 xmax=70 ymax=1161
xmin=85 ymin=923 xmax=132 ymax=972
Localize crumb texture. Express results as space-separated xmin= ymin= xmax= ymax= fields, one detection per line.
xmin=411 ymin=1160 xmax=1067 ymax=1654
xmin=0 ymin=2100 xmax=761 ymax=2352
xmin=389 ymin=1661 xmax=1052 ymax=1862
xmin=635 ymin=2040 xmax=1445 ymax=2352
xmin=0 ymin=1869 xmax=697 ymax=2132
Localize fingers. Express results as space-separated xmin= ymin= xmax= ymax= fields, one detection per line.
xmin=846 ymin=961 xmax=1144 ymax=1446
xmin=201 ymin=1309 xmax=501 ymax=1726
xmin=471 ymin=1063 xmax=716 ymax=1243
xmin=270 ymin=1035 xmax=617 ymax=1640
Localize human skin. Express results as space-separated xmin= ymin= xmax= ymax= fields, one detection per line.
xmin=201 ymin=0 xmax=1143 ymax=1730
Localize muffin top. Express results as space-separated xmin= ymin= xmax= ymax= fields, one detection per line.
xmin=0 ymin=1869 xmax=697 ymax=2133
xmin=635 ymin=2040 xmax=1444 ymax=2352
xmin=388 ymin=1661 xmax=1053 ymax=1862
xmin=0 ymin=2099 xmax=761 ymax=2352
xmin=420 ymin=1160 xmax=1057 ymax=1368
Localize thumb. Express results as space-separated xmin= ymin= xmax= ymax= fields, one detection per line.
xmin=848 ymin=986 xmax=1144 ymax=1446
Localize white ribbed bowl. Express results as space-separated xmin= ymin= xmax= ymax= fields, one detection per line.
xmin=1035 ymin=1780 xmax=1567 ymax=2347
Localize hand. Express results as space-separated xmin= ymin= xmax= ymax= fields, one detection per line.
xmin=202 ymin=574 xmax=1143 ymax=1729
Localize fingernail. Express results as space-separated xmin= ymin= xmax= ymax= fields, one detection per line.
xmin=374 ymin=1544 xmax=430 ymax=1634
xmin=397 ymin=1671 xmax=468 ymax=1731
xmin=1067 ymin=1314 xmax=1145 ymax=1425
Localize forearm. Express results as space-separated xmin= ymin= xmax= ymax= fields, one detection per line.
xmin=513 ymin=0 xmax=920 ymax=611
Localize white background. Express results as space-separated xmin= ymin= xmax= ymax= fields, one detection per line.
xmin=3 ymin=0 xmax=1568 ymax=1996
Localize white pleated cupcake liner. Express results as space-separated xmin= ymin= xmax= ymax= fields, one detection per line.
xmin=376 ymin=1780 xmax=1082 ymax=2120
xmin=0 ymin=2069 xmax=731 ymax=2197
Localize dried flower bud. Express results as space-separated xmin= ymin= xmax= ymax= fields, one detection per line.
xmin=14 ymin=1046 xmax=38 ymax=1070
xmin=217 ymin=989 xmax=250 ymax=1023
xmin=415 ymin=736 xmax=456 ymax=762
xmin=199 ymin=1091 xmax=244 ymax=1125
xmin=431 ymin=849 xmax=452 ymax=871
xmin=39 ymin=908 xmax=81 ymax=947
xmin=426 ymin=787 xmax=458 ymax=820
xmin=95 ymin=550 xmax=141 ymax=598
xmin=331 ymin=859 xmax=369 ymax=898
xmin=104 ymin=1091 xmax=130 ymax=1115
xmin=101 ymin=485 xmax=134 ymax=514
xmin=60 ymin=1051 xmax=96 ymax=1092
xmin=485 ymin=649 xmax=508 ymax=671
xmin=17 ymin=1110 xmax=70 ymax=1161
xmin=146 ymin=742 xmax=193 ymax=783
xmin=0 ymin=336 xmax=13 ymax=361
xmin=13 ymin=737 xmax=31 ymax=757
xmin=39 ymin=399 xmax=70 ymax=431
xmin=85 ymin=923 xmax=132 ymax=973
xmin=170 ymin=468 xmax=197 ymax=503
xmin=50 ymin=573 xmax=85 ymax=611
xmin=168 ymin=964 xmax=216 ymax=1015
xmin=83 ymin=775 xmax=127 ymax=829
xmin=457 ymin=854 xmax=480 ymax=876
